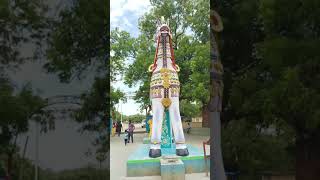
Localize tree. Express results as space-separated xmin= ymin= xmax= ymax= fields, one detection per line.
xmin=215 ymin=0 xmax=320 ymax=179
xmin=44 ymin=0 xmax=110 ymax=172
xmin=124 ymin=114 xmax=146 ymax=123
xmin=0 ymin=77 xmax=49 ymax=179
xmin=110 ymin=0 xmax=211 ymax=124
xmin=256 ymin=1 xmax=320 ymax=178
xmin=179 ymin=100 xmax=201 ymax=119
xmin=45 ymin=0 xmax=107 ymax=83
xmin=209 ymin=6 xmax=227 ymax=179
xmin=0 ymin=0 xmax=48 ymax=67
xmin=0 ymin=1 xmax=60 ymax=179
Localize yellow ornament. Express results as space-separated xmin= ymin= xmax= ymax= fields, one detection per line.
xmin=175 ymin=64 xmax=180 ymax=72
xmin=148 ymin=119 xmax=153 ymax=138
xmin=163 ymin=80 xmax=170 ymax=88
xmin=148 ymin=64 xmax=154 ymax=72
xmin=162 ymin=98 xmax=172 ymax=108
xmin=160 ymin=68 xmax=171 ymax=88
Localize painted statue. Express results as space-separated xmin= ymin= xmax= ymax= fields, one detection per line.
xmin=210 ymin=9 xmax=227 ymax=180
xmin=148 ymin=17 xmax=189 ymax=158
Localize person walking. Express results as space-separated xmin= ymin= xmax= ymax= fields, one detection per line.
xmin=111 ymin=122 xmax=116 ymax=137
xmin=124 ymin=130 xmax=129 ymax=146
xmin=186 ymin=122 xmax=192 ymax=134
xmin=128 ymin=120 xmax=135 ymax=143
xmin=116 ymin=121 xmax=122 ymax=137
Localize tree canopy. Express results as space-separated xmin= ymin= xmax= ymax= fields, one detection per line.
xmin=43 ymin=0 xmax=110 ymax=172
xmin=0 ymin=0 xmax=48 ymax=67
xmin=214 ymin=0 xmax=320 ymax=178
xmin=111 ymin=0 xmax=210 ymax=118
xmin=0 ymin=77 xmax=51 ymax=177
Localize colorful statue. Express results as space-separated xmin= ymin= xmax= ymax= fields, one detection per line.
xmin=148 ymin=16 xmax=189 ymax=158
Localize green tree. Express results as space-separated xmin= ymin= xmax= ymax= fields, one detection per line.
xmin=125 ymin=114 xmax=146 ymax=123
xmin=0 ymin=77 xmax=49 ymax=178
xmin=111 ymin=0 xmax=210 ymax=123
xmin=44 ymin=0 xmax=110 ymax=172
xmin=256 ymin=1 xmax=320 ymax=179
xmin=215 ymin=0 xmax=320 ymax=179
xmin=179 ymin=100 xmax=201 ymax=119
xmin=0 ymin=0 xmax=48 ymax=67
xmin=0 ymin=1 xmax=58 ymax=179
xmin=45 ymin=0 xmax=107 ymax=82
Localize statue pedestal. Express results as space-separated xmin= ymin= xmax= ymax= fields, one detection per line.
xmin=161 ymin=157 xmax=185 ymax=180
xmin=126 ymin=144 xmax=209 ymax=177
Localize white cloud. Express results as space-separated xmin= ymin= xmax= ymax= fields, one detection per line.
xmin=122 ymin=0 xmax=151 ymax=15
xmin=123 ymin=17 xmax=133 ymax=28
xmin=110 ymin=0 xmax=151 ymax=31
xmin=110 ymin=0 xmax=125 ymax=18
xmin=111 ymin=0 xmax=151 ymax=115
xmin=112 ymin=72 xmax=140 ymax=116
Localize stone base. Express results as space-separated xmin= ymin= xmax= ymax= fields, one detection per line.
xmin=127 ymin=144 xmax=210 ymax=177
xmin=161 ymin=158 xmax=185 ymax=180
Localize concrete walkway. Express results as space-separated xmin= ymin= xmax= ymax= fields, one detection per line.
xmin=110 ymin=132 xmax=210 ymax=179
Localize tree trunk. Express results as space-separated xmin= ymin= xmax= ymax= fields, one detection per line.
xmin=210 ymin=111 xmax=227 ymax=180
xmin=202 ymin=105 xmax=209 ymax=128
xmin=7 ymin=134 xmax=18 ymax=180
xmin=7 ymin=153 xmax=12 ymax=180
xmin=209 ymin=9 xmax=226 ymax=179
xmin=296 ymin=134 xmax=320 ymax=180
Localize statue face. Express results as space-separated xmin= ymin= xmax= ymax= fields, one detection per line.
xmin=155 ymin=18 xmax=172 ymax=42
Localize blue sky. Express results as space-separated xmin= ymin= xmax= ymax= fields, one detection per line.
xmin=111 ymin=0 xmax=152 ymax=115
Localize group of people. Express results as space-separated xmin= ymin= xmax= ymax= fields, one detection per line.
xmin=112 ymin=120 xmax=135 ymax=146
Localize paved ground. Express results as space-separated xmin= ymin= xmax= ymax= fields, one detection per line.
xmin=110 ymin=130 xmax=210 ymax=179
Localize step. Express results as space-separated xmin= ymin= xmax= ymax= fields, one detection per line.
xmin=127 ymin=144 xmax=210 ymax=177
xmin=160 ymin=158 xmax=185 ymax=180
xmin=122 ymin=173 xmax=210 ymax=180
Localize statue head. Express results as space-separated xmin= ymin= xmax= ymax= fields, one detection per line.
xmin=210 ymin=10 xmax=223 ymax=32
xmin=154 ymin=16 xmax=172 ymax=42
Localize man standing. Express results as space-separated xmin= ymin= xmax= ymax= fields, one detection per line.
xmin=128 ymin=120 xmax=135 ymax=143
xmin=186 ymin=122 xmax=191 ymax=134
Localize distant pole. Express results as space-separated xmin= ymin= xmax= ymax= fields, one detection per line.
xmin=19 ymin=136 xmax=29 ymax=180
xmin=34 ymin=122 xmax=39 ymax=180
xmin=120 ymin=102 xmax=123 ymax=123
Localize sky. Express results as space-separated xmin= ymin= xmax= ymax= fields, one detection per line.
xmin=111 ymin=0 xmax=152 ymax=116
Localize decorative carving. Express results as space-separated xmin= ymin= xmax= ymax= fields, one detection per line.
xmin=211 ymin=10 xmax=223 ymax=32
xmin=209 ymin=9 xmax=224 ymax=112
xmin=161 ymin=98 xmax=172 ymax=108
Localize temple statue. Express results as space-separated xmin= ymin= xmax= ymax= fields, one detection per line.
xmin=148 ymin=17 xmax=189 ymax=158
